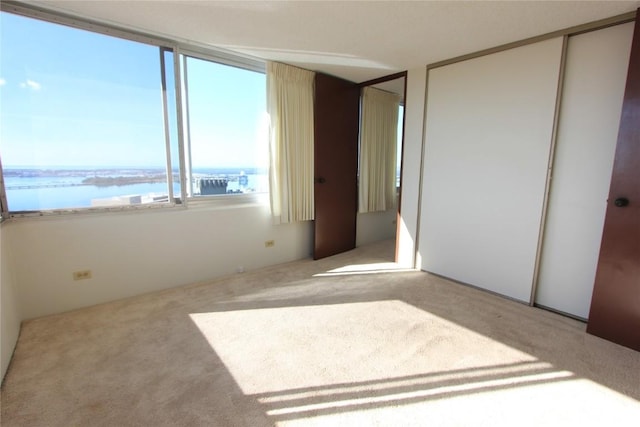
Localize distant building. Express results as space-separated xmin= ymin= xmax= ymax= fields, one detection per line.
xmin=91 ymin=194 xmax=142 ymax=207
xmin=196 ymin=178 xmax=228 ymax=195
xmin=91 ymin=193 xmax=168 ymax=207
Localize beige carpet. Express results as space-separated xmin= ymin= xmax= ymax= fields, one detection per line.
xmin=2 ymin=240 xmax=639 ymax=426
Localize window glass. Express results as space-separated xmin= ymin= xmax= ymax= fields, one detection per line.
xmin=0 ymin=12 xmax=177 ymax=212
xmin=182 ymin=56 xmax=268 ymax=197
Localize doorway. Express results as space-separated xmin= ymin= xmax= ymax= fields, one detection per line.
xmin=355 ymin=74 xmax=407 ymax=261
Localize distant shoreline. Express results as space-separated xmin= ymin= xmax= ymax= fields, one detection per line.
xmin=81 ymin=175 xmax=169 ymax=187
xmin=3 ymin=167 xmax=265 ymax=177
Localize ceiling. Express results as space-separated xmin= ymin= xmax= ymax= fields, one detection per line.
xmin=27 ymin=0 xmax=640 ymax=83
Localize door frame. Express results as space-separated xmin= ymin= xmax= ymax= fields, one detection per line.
xmin=358 ymin=71 xmax=408 ymax=262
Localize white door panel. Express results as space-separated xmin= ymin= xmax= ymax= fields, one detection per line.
xmin=536 ymin=23 xmax=634 ymax=319
xmin=419 ymin=38 xmax=563 ymax=302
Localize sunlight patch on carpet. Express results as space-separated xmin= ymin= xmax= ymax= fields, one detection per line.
xmin=189 ymin=300 xmax=539 ymax=396
xmin=187 ymin=299 xmax=638 ymax=423
xmin=313 ymin=262 xmax=414 ymax=277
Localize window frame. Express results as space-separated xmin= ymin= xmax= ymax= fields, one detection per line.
xmin=0 ymin=156 xmax=8 ymax=221
xmin=178 ymin=49 xmax=267 ymax=203
xmin=0 ymin=2 xmax=268 ymax=218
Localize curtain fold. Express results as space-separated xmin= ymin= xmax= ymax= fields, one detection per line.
xmin=267 ymin=62 xmax=315 ymax=224
xmin=358 ymin=86 xmax=401 ymax=213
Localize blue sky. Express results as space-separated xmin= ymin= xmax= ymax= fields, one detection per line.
xmin=0 ymin=11 xmax=266 ymax=169
xmin=185 ymin=57 xmax=267 ymax=170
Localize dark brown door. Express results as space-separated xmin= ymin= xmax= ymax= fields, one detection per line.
xmin=313 ymin=73 xmax=360 ymax=259
xmin=587 ymin=11 xmax=640 ymax=351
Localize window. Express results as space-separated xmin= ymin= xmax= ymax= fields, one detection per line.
xmin=0 ymin=11 xmax=179 ymax=213
xmin=181 ymin=55 xmax=268 ymax=198
xmin=0 ymin=7 xmax=267 ymax=217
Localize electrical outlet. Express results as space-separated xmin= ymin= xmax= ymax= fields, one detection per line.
xmin=73 ymin=270 xmax=92 ymax=281
xmin=264 ymin=240 xmax=275 ymax=248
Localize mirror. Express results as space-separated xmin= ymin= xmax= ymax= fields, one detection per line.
xmin=355 ymin=74 xmax=406 ymax=261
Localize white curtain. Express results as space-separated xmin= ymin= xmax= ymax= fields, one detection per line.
xmin=267 ymin=62 xmax=315 ymax=224
xmin=358 ymin=86 xmax=401 ymax=213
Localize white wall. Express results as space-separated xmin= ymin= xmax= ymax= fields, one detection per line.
xmin=9 ymin=199 xmax=312 ymax=320
xmin=1 ymin=221 xmax=22 ymax=381
xmin=397 ymin=67 xmax=427 ymax=268
xmin=356 ymin=209 xmax=396 ymax=247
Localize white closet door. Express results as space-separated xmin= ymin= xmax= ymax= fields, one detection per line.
xmin=418 ymin=38 xmax=563 ymax=303
xmin=535 ymin=23 xmax=634 ymax=319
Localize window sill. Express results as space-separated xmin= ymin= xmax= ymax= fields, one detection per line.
xmin=185 ymin=192 xmax=269 ymax=210
xmin=5 ymin=192 xmax=271 ymax=221
xmin=6 ymin=201 xmax=185 ymax=220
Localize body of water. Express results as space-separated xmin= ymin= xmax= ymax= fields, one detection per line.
xmin=4 ymin=170 xmax=268 ymax=212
